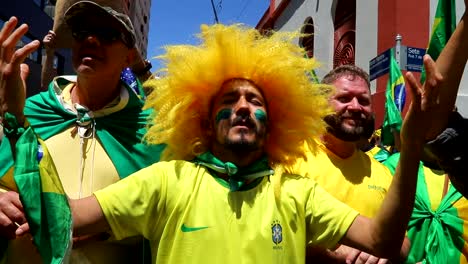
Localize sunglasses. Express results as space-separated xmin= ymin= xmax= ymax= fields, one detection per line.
xmin=71 ymin=28 xmax=124 ymax=45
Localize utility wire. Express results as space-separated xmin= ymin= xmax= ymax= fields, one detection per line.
xmin=217 ymin=0 xmax=223 ymax=14
xmin=210 ymin=0 xmax=220 ymax=23
xmin=236 ymin=0 xmax=253 ymax=20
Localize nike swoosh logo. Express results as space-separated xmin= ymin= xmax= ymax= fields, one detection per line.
xmin=181 ymin=223 xmax=209 ymax=232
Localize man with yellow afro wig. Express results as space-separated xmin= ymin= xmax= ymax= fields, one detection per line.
xmin=22 ymin=24 xmax=442 ymax=263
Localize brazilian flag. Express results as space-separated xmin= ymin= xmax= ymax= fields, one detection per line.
xmin=381 ymin=48 xmax=404 ymax=146
xmin=421 ymin=0 xmax=456 ymax=83
xmin=3 ymin=118 xmax=72 ymax=263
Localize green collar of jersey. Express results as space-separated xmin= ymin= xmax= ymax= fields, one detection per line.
xmin=194 ymin=152 xmax=274 ymax=191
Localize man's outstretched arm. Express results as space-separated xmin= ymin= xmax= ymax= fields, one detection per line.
xmin=69 ymin=196 xmax=109 ymax=236
xmin=15 ymin=195 xmax=108 ymax=237
xmin=40 ymin=30 xmax=57 ymax=91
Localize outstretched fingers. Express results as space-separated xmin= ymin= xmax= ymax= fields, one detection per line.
xmin=10 ymin=40 xmax=40 ymax=68
xmin=404 ymin=55 xmax=443 ymax=114
xmin=0 ymin=17 xmax=37 ymax=120
xmin=404 ymin=71 xmax=422 ymax=110
xmin=421 ymin=54 xmax=443 ymax=111
xmin=1 ymin=17 xmax=40 ymax=71
xmin=401 ymin=54 xmax=443 ymax=146
xmin=1 ymin=23 xmax=29 ymax=64
xmin=0 ymin=17 xmax=18 ymax=62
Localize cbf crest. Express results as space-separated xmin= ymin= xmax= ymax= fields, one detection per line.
xmin=271 ymin=220 xmax=283 ymax=245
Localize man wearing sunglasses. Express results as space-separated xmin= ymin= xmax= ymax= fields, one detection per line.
xmin=0 ymin=1 xmax=163 ymax=263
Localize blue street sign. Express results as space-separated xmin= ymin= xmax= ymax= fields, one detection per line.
xmin=369 ymin=48 xmax=391 ymax=81
xmin=404 ymin=46 xmax=426 ymax=72
xmin=370 ymin=45 xmax=425 ymax=81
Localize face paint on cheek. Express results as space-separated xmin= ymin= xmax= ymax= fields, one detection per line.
xmin=215 ymin=108 xmax=232 ymax=124
xmin=254 ymin=109 xmax=267 ymax=124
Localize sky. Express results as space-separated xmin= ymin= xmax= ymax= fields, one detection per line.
xmin=147 ymin=0 xmax=270 ymax=70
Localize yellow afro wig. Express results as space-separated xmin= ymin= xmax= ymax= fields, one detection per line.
xmin=144 ymin=24 xmax=333 ymax=166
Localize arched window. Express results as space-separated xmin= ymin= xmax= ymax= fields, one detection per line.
xmin=333 ymin=0 xmax=356 ymax=68
xmin=300 ymin=17 xmax=315 ymax=58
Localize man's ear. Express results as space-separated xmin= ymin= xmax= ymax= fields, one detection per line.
xmin=126 ymin=47 xmax=139 ymax=67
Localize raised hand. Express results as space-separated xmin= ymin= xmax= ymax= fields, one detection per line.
xmin=0 ymin=17 xmax=40 ymax=124
xmin=42 ymin=30 xmax=56 ymax=54
xmin=401 ymin=54 xmax=443 ymax=147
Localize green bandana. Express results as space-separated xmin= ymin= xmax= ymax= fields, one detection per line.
xmin=194 ymin=152 xmax=274 ymax=191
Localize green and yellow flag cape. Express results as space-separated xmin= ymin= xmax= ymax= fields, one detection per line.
xmin=384 ymin=153 xmax=466 ymax=263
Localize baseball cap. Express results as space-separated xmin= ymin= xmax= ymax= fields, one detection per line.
xmin=64 ymin=1 xmax=136 ymax=48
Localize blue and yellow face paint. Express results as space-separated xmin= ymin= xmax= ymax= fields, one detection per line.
xmin=215 ymin=108 xmax=232 ymax=124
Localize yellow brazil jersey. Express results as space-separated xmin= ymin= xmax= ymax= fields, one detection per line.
xmin=289 ymin=143 xmax=392 ymax=218
xmin=95 ymin=160 xmax=359 ymax=264
xmin=422 ymin=167 xmax=446 ymax=211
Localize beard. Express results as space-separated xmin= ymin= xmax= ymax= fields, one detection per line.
xmin=324 ymin=112 xmax=375 ymax=142
xmin=224 ymin=131 xmax=263 ymax=153
xmin=221 ymin=114 xmax=266 ymax=153
xmin=225 ymin=137 xmax=260 ymax=152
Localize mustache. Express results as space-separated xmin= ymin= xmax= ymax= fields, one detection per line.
xmin=324 ymin=111 xmax=375 ymax=141
xmin=232 ymin=115 xmax=256 ymax=128
xmin=340 ymin=112 xmax=366 ymax=120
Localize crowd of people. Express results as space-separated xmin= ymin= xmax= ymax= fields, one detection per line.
xmin=0 ymin=0 xmax=467 ymax=263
